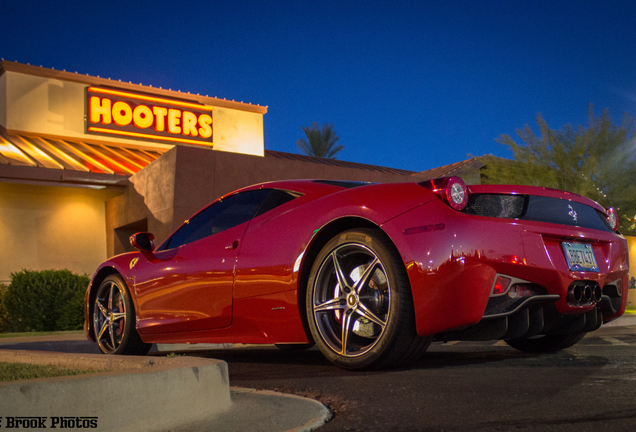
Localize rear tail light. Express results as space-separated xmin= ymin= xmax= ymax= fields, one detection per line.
xmin=491 ymin=275 xmax=512 ymax=296
xmin=490 ymin=275 xmax=539 ymax=298
xmin=606 ymin=207 xmax=619 ymax=232
xmin=419 ymin=176 xmax=469 ymax=211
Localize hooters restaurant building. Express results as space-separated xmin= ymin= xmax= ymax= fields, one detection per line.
xmin=0 ymin=61 xmax=452 ymax=283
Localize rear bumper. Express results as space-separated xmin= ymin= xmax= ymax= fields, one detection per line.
xmin=384 ymin=201 xmax=629 ymax=338
xmin=435 ymin=294 xmax=619 ymax=342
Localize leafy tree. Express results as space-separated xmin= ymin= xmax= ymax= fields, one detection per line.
xmin=296 ymin=122 xmax=344 ymax=159
xmin=483 ymin=105 xmax=636 ymax=234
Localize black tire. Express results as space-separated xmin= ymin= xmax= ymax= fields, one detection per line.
xmin=505 ymin=332 xmax=586 ymax=353
xmin=274 ymin=343 xmax=315 ymax=352
xmin=306 ymin=229 xmax=431 ymax=370
xmin=92 ymin=274 xmax=151 ymax=355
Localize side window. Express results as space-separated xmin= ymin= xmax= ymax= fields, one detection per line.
xmin=254 ymin=190 xmax=297 ymax=218
xmin=164 ymin=189 xmax=271 ymax=249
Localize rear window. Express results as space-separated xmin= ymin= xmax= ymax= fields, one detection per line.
xmin=462 ymin=193 xmax=612 ymax=232
xmin=523 ymin=196 xmax=612 ymax=232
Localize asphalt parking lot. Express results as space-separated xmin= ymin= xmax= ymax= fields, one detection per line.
xmin=2 ymin=316 xmax=636 ymax=431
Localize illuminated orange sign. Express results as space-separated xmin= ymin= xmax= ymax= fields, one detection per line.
xmin=85 ymin=87 xmax=213 ymax=146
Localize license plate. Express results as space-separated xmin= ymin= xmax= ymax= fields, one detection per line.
xmin=562 ymin=242 xmax=599 ymax=272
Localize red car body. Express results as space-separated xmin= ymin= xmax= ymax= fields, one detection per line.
xmin=85 ymin=178 xmax=628 ymax=369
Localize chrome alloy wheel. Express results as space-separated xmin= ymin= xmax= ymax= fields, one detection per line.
xmin=311 ymin=243 xmax=391 ymax=358
xmin=93 ymin=279 xmax=127 ymax=353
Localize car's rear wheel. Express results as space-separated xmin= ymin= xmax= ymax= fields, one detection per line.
xmin=93 ymin=274 xmax=151 ymax=355
xmin=306 ymin=229 xmax=431 ymax=370
xmin=505 ymin=332 xmax=586 ymax=353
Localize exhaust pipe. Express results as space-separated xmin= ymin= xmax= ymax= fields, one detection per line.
xmin=568 ymin=285 xmax=583 ymax=303
xmin=567 ymin=283 xmax=602 ymax=305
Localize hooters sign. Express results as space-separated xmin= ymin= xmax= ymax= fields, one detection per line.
xmin=85 ymin=87 xmax=213 ymax=146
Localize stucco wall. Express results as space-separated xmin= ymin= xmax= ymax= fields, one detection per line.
xmin=212 ymin=107 xmax=264 ymax=156
xmin=0 ymin=183 xmax=120 ymax=283
xmin=106 ymin=145 xmax=435 ymax=256
xmin=106 ymin=149 xmax=179 ymax=255
xmin=3 ymin=71 xmax=91 ymax=141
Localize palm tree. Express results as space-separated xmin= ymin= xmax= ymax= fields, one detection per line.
xmin=296 ymin=122 xmax=344 ymax=159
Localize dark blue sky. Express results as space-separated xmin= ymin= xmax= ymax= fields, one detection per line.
xmin=2 ymin=1 xmax=635 ymax=172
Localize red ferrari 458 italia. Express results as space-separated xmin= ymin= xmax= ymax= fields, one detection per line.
xmin=85 ymin=177 xmax=628 ymax=369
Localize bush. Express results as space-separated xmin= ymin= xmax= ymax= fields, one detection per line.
xmin=0 ymin=283 xmax=8 ymax=333
xmin=2 ymin=270 xmax=90 ymax=332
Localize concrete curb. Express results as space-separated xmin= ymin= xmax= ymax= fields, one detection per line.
xmin=228 ymin=388 xmax=332 ymax=432
xmin=0 ymin=351 xmax=232 ymax=432
xmin=175 ymin=388 xmax=332 ymax=432
xmin=0 ymin=349 xmax=332 ymax=432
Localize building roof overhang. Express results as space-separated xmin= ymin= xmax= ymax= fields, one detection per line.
xmin=0 ymin=126 xmax=165 ymax=189
xmin=0 ymin=163 xmax=129 ymax=190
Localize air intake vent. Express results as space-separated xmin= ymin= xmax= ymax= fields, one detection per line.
xmin=462 ymin=194 xmax=526 ymax=218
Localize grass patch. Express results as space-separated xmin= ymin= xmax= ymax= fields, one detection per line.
xmin=0 ymin=362 xmax=99 ymax=382
xmin=0 ymin=330 xmax=83 ymax=339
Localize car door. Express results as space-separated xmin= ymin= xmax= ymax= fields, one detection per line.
xmin=132 ymin=189 xmax=271 ymax=334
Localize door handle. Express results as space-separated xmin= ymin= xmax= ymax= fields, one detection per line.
xmin=225 ymin=240 xmax=239 ymax=250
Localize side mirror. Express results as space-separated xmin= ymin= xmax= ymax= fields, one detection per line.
xmin=130 ymin=232 xmax=155 ymax=252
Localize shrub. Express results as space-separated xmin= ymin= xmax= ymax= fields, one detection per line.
xmin=0 ymin=283 xmax=8 ymax=333
xmin=2 ymin=270 xmax=90 ymax=332
xmin=56 ymin=289 xmax=87 ymax=331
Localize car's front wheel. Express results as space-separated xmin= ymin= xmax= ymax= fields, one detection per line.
xmin=306 ymin=229 xmax=431 ymax=370
xmin=93 ymin=274 xmax=151 ymax=355
xmin=505 ymin=332 xmax=586 ymax=353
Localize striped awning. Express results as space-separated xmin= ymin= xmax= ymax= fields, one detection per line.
xmin=0 ymin=129 xmax=166 ymax=176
